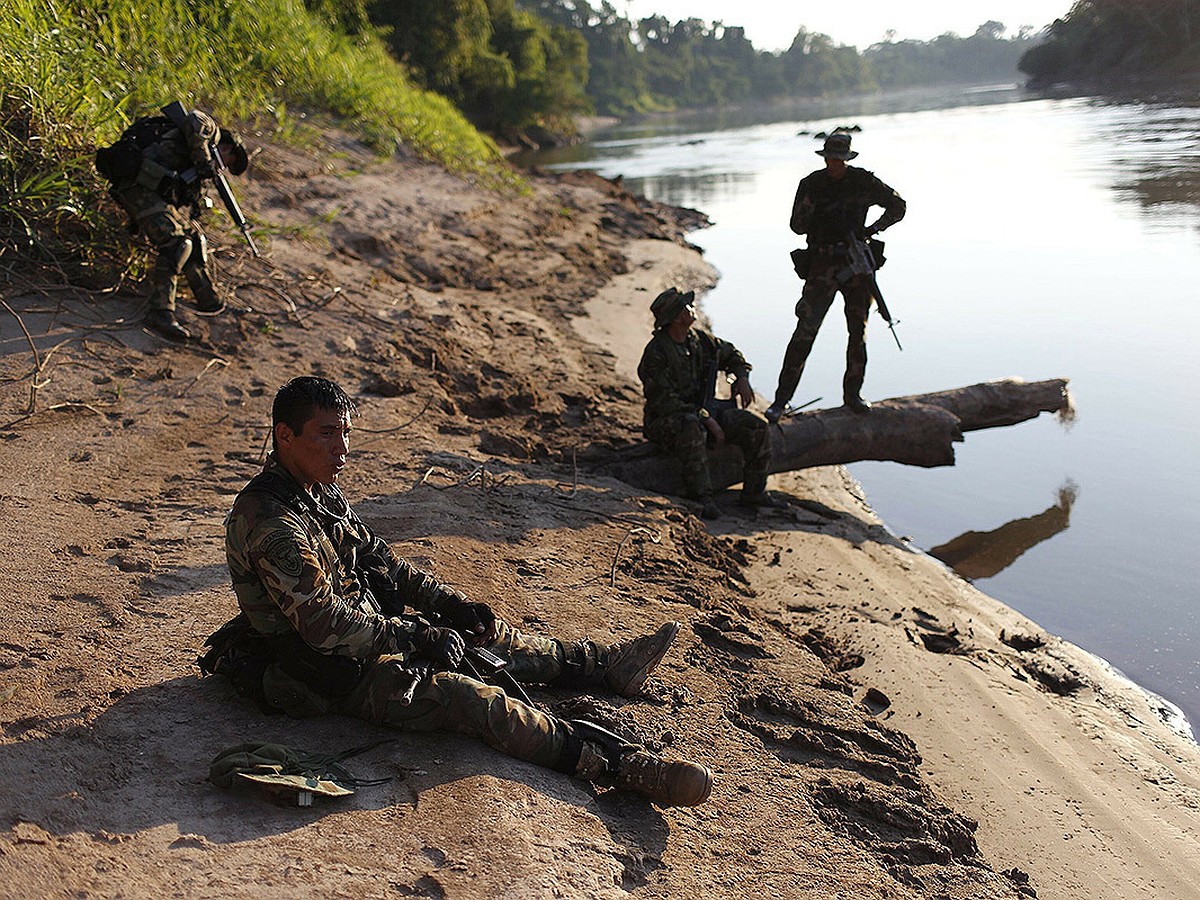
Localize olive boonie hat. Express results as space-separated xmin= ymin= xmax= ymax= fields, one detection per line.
xmin=651 ymin=287 xmax=695 ymax=329
xmin=817 ymin=132 xmax=858 ymax=160
xmin=217 ymin=130 xmax=249 ymax=175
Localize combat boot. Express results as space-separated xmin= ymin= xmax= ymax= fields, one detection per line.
xmin=562 ymin=621 xmax=679 ymax=697
xmin=144 ymin=308 xmax=191 ymax=342
xmin=844 ymin=394 xmax=872 ymax=413
xmin=562 ymin=721 xmax=712 ymax=807
xmin=611 ymin=747 xmax=713 ymax=807
xmin=183 ymin=232 xmax=226 ymax=314
xmin=185 ymin=263 xmax=225 ymax=313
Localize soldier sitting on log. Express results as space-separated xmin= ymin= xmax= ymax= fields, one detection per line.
xmin=636 ymin=287 xmax=780 ymax=519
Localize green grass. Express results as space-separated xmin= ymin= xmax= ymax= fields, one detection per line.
xmin=0 ymin=0 xmax=516 ymax=280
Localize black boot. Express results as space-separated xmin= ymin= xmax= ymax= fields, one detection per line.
xmin=144 ymin=308 xmax=191 ymax=342
xmin=844 ymin=394 xmax=871 ymax=413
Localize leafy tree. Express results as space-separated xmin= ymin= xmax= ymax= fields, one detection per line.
xmin=1019 ymin=0 xmax=1199 ymax=84
xmin=370 ymin=0 xmax=589 ymax=138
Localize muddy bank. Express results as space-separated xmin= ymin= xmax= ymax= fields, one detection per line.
xmin=0 ymin=132 xmax=1197 ymax=899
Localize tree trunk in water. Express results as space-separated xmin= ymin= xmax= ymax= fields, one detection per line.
xmin=600 ymin=378 xmax=1071 ymax=496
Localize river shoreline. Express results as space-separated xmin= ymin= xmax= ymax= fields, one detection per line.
xmin=580 ymin=235 xmax=1200 ymax=900
xmin=2 ymin=136 xmax=1198 ymax=899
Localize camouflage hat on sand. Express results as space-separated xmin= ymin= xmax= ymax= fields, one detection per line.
xmin=817 ymin=132 xmax=858 ymax=160
xmin=209 ymin=742 xmax=373 ymax=808
xmin=651 ymin=287 xmax=695 ymax=329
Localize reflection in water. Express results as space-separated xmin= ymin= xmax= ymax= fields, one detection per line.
xmin=621 ymin=171 xmax=757 ymax=211
xmin=928 ymin=482 xmax=1078 ymax=582
xmin=1083 ymin=92 xmax=1200 ymax=224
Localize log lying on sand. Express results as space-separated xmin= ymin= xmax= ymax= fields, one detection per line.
xmin=600 ymin=377 xmax=1071 ymax=496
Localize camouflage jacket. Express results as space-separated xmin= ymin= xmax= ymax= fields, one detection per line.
xmin=124 ymin=109 xmax=219 ymax=203
xmin=637 ymin=328 xmax=750 ymax=430
xmin=225 ymin=454 xmax=468 ymax=663
xmin=790 ymin=165 xmax=906 ymax=246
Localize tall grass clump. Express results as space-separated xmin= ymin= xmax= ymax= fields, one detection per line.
xmin=1 ymin=0 xmax=513 ymax=281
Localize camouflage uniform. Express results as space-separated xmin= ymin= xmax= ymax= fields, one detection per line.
xmin=773 ymin=165 xmax=906 ymax=410
xmin=108 ymin=109 xmax=224 ymax=317
xmin=637 ymin=328 xmax=770 ymax=501
xmin=223 ymin=455 xmax=573 ymax=768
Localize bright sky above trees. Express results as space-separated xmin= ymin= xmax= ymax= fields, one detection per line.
xmin=617 ymin=0 xmax=1071 ymax=51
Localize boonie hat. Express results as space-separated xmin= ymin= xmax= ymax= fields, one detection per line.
xmin=817 ymin=132 xmax=858 ymax=160
xmin=217 ymin=130 xmax=249 ymax=175
xmin=651 ymin=287 xmax=695 ymax=329
xmin=209 ymin=741 xmax=390 ymax=807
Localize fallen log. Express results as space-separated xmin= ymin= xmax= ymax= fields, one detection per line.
xmin=599 ymin=377 xmax=1071 ymax=495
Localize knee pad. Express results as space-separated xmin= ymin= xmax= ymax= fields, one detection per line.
xmin=186 ymin=229 xmax=209 ymax=269
xmin=163 ymin=235 xmax=193 ymax=276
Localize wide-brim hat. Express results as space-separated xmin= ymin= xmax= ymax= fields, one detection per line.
xmin=817 ymin=132 xmax=857 ymax=160
xmin=651 ymin=287 xmax=695 ymax=328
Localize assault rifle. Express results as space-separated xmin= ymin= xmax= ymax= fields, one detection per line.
xmin=837 ymin=236 xmax=902 ymax=351
xmin=161 ymin=101 xmax=259 ymax=257
xmin=461 ymin=645 xmax=537 ymax=707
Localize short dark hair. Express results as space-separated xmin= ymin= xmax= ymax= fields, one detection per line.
xmin=272 ymin=377 xmax=355 ymax=448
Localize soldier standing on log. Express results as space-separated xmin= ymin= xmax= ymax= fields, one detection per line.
xmin=637 ymin=288 xmax=777 ymax=520
xmin=766 ymin=131 xmax=906 ymax=420
xmin=200 ymin=376 xmax=713 ymax=808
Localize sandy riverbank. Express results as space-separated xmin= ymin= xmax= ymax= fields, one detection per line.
xmin=581 ymin=237 xmax=1200 ymax=900
xmin=1 ymin=132 xmax=1197 ymax=899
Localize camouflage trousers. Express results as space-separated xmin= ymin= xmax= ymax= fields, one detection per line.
xmin=338 ymin=618 xmax=568 ymax=770
xmin=773 ymin=257 xmax=872 ymax=408
xmin=645 ymin=407 xmax=771 ymax=500
xmin=111 ymin=182 xmax=216 ymax=313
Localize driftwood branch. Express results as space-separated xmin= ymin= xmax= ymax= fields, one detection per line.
xmin=600 ymin=377 xmax=1071 ymax=495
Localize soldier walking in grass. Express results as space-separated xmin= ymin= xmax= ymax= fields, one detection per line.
xmin=96 ymin=105 xmax=249 ymax=342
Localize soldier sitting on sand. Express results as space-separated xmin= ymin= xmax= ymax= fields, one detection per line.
xmin=200 ymin=376 xmax=713 ymax=807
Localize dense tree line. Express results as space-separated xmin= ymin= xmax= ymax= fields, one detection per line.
xmin=342 ymin=0 xmax=1035 ymax=139
xmin=1018 ymin=0 xmax=1199 ymax=85
xmin=525 ymin=2 xmax=1036 ymax=115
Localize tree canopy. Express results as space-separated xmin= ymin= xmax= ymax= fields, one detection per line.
xmin=1018 ymin=0 xmax=1199 ymax=85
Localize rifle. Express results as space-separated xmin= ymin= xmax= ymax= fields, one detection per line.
xmin=161 ymin=101 xmax=260 ymax=257
xmin=461 ymin=645 xmax=537 ymax=707
xmin=837 ymin=236 xmax=902 ymax=351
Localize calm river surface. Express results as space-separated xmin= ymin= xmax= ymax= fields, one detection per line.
xmin=522 ymin=86 xmax=1200 ymax=735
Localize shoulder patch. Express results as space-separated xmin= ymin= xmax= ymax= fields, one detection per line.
xmin=259 ymin=529 xmax=307 ymax=580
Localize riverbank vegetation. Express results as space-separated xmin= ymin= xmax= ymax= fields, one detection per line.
xmin=1018 ymin=0 xmax=1200 ymax=85
xmin=394 ymin=1 xmax=1038 ymax=118
xmin=0 ymin=0 xmax=506 ymax=279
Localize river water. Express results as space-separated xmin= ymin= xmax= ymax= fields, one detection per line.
xmin=520 ymin=85 xmax=1200 ymax=734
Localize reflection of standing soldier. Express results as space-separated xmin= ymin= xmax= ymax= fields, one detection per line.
xmin=637 ymin=288 xmax=775 ymax=519
xmin=766 ymin=132 xmax=905 ymax=420
xmin=96 ymin=107 xmax=249 ymax=342
xmin=204 ymin=377 xmax=712 ymax=808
